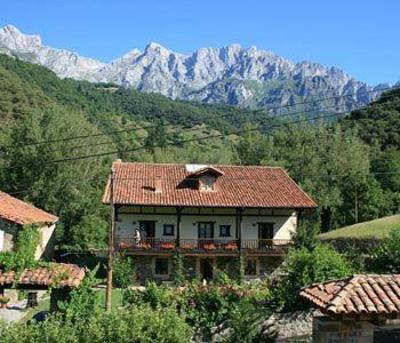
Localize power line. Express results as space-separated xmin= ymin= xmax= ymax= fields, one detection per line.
xmin=49 ymin=112 xmax=342 ymax=163
xmin=43 ymin=101 xmax=356 ymax=154
xmin=3 ymin=86 xmax=391 ymax=149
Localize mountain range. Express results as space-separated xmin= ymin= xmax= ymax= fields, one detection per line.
xmin=0 ymin=25 xmax=388 ymax=112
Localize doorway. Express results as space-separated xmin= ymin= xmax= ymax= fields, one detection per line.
xmin=258 ymin=223 xmax=274 ymax=249
xmin=139 ymin=221 xmax=156 ymax=246
xmin=199 ymin=258 xmax=214 ymax=281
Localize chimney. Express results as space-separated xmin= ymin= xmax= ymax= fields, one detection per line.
xmin=154 ymin=175 xmax=162 ymax=193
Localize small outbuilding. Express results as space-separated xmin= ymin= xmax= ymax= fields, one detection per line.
xmin=0 ymin=190 xmax=59 ymax=259
xmin=0 ymin=263 xmax=86 ymax=311
xmin=300 ymin=274 xmax=400 ymax=343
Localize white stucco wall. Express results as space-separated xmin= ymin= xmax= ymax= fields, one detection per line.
xmin=0 ymin=219 xmax=56 ymax=260
xmin=34 ymin=223 xmax=56 ymax=260
xmin=116 ymin=206 xmax=297 ymax=241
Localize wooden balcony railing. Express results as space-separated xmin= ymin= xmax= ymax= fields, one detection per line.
xmin=116 ymin=236 xmax=292 ymax=254
xmin=180 ymin=239 xmax=239 ymax=252
xmin=117 ymin=237 xmax=176 ymax=251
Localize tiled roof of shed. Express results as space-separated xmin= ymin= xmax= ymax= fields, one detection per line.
xmin=0 ymin=191 xmax=58 ymax=225
xmin=103 ymin=162 xmax=317 ymax=209
xmin=300 ymin=274 xmax=400 ymax=316
xmin=0 ymin=263 xmax=85 ymax=288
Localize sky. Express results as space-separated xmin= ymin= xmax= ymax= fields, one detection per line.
xmin=1 ymin=0 xmax=399 ymax=85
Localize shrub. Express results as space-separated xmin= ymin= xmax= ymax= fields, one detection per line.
xmin=113 ymin=253 xmax=136 ymax=288
xmin=0 ymin=305 xmax=192 ymax=343
xmin=274 ymin=244 xmax=353 ymax=311
xmin=57 ymin=267 xmax=101 ymax=322
xmin=171 ymin=253 xmax=185 ymax=286
xmin=225 ymin=299 xmax=277 ymax=343
xmin=123 ymin=281 xmax=173 ymax=309
xmin=0 ymin=224 xmax=40 ymax=272
xmin=293 ymin=221 xmax=320 ymax=251
xmin=371 ymin=228 xmax=400 ymax=273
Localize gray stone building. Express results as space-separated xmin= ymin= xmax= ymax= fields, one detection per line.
xmin=301 ymin=274 xmax=400 ymax=343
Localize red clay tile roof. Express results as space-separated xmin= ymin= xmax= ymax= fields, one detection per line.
xmin=0 ymin=263 xmax=85 ymax=288
xmin=0 ymin=191 xmax=58 ymax=225
xmin=103 ymin=162 xmax=317 ymax=208
xmin=187 ymin=166 xmax=224 ymax=178
xmin=300 ymin=274 xmax=400 ymax=315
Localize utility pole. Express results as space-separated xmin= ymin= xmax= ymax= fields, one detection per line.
xmin=106 ymin=166 xmax=115 ymax=312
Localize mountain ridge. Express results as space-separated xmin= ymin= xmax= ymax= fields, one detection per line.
xmin=0 ymin=24 xmax=388 ymax=112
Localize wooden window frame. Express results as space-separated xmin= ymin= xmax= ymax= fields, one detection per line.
xmin=219 ymin=225 xmax=231 ymax=237
xmin=198 ymin=222 xmax=214 ymax=239
xmin=154 ymin=257 xmax=169 ymax=276
xmin=163 ymin=224 xmax=175 ymax=236
xmin=244 ymin=257 xmax=258 ymax=276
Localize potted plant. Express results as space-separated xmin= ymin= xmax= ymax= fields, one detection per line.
xmin=203 ymin=243 xmax=216 ymax=251
xmin=160 ymin=242 xmax=175 ymax=250
xmin=224 ymin=242 xmax=238 ymax=251
xmin=0 ymin=296 xmax=10 ymax=309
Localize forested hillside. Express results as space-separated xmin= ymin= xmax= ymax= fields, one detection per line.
xmin=0 ymin=54 xmax=398 ymax=250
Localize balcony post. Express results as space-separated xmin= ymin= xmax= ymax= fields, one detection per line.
xmin=176 ymin=206 xmax=182 ymax=248
xmin=236 ymin=208 xmax=243 ymax=250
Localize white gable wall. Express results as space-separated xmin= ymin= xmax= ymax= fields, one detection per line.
xmin=115 ymin=206 xmax=297 ymax=241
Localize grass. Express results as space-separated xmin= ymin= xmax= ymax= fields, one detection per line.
xmin=19 ymin=288 xmax=123 ymax=323
xmin=94 ymin=288 xmax=123 ymax=308
xmin=320 ymin=215 xmax=400 ymax=240
xmin=21 ymin=297 xmax=50 ymax=323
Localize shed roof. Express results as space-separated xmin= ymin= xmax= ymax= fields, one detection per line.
xmin=0 ymin=191 xmax=58 ymax=225
xmin=300 ymin=274 xmax=400 ymax=316
xmin=0 ymin=263 xmax=85 ymax=288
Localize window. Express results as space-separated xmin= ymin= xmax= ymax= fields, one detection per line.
xmin=219 ymin=225 xmax=231 ymax=237
xmin=155 ymin=258 xmax=169 ymax=275
xmin=198 ymin=222 xmax=214 ymax=238
xmin=163 ymin=224 xmax=174 ymax=236
xmin=258 ymin=223 xmax=274 ymax=240
xmin=245 ymin=258 xmax=257 ymax=276
xmin=199 ymin=176 xmax=216 ymax=191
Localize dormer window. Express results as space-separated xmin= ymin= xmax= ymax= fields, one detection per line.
xmin=199 ymin=175 xmax=216 ymax=191
xmin=185 ymin=165 xmax=224 ymax=192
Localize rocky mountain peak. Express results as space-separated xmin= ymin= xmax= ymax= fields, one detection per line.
xmin=0 ymin=24 xmax=42 ymax=50
xmin=0 ymin=25 xmax=384 ymax=112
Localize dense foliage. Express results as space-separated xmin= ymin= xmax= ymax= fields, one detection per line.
xmin=370 ymin=228 xmax=400 ymax=273
xmin=0 ymin=53 xmax=399 ymax=252
xmin=0 ymin=306 xmax=192 ymax=343
xmin=112 ymin=253 xmax=136 ymax=288
xmin=123 ymin=280 xmax=271 ymax=340
xmin=0 ymin=224 xmax=40 ymax=271
xmin=273 ymin=244 xmax=353 ymax=311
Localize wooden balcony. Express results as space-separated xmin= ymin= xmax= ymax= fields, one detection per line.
xmin=116 ymin=236 xmax=291 ymax=255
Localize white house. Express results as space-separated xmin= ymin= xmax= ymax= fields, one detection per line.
xmin=103 ymin=161 xmax=316 ymax=283
xmin=0 ymin=190 xmax=58 ymax=260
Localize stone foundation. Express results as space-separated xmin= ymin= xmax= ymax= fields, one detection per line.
xmin=259 ymin=256 xmax=283 ymax=277
xmin=183 ymin=256 xmax=197 ymax=280
xmin=132 ymin=254 xmax=284 ymax=284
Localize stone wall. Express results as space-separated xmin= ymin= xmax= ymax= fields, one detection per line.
xmin=132 ymin=254 xmax=284 ymax=284
xmin=216 ymin=256 xmax=240 ymax=279
xmin=259 ymin=256 xmax=283 ymax=278
xmin=183 ymin=256 xmax=197 ymax=280
xmin=132 ymin=256 xmax=156 ymax=285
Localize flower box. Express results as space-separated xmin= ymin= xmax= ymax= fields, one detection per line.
xmin=203 ymin=243 xmax=216 ymax=251
xmin=160 ymin=242 xmax=175 ymax=250
xmin=224 ymin=242 xmax=238 ymax=251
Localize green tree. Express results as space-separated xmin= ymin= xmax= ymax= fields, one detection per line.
xmin=275 ymin=244 xmax=353 ymax=311
xmin=371 ymin=228 xmax=400 ymax=273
